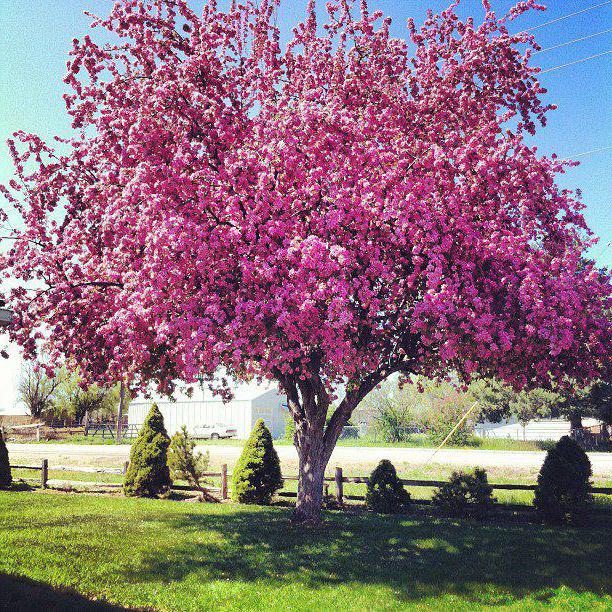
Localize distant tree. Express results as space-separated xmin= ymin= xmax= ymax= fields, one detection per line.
xmin=232 ymin=420 xmax=283 ymax=505
xmin=585 ymin=380 xmax=612 ymax=427
xmin=17 ymin=363 xmax=63 ymax=419
xmin=475 ymin=378 xmax=562 ymax=425
xmin=509 ymin=388 xmax=564 ymax=426
xmin=124 ymin=404 xmax=172 ymax=498
xmin=54 ymin=370 xmax=121 ymax=424
xmin=425 ymin=387 xmax=478 ymax=446
xmin=475 ymin=377 xmax=611 ymax=433
xmin=284 ymin=413 xmax=296 ymax=443
xmin=557 ymin=380 xmax=612 ymax=432
xmin=470 ymin=378 xmax=516 ymax=423
xmin=361 ymin=380 xmax=416 ymax=442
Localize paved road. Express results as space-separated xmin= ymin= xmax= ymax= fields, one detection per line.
xmin=7 ymin=443 xmax=612 ymax=475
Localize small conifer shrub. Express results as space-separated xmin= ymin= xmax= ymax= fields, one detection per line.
xmin=124 ymin=403 xmax=172 ymax=497
xmin=0 ymin=431 xmax=11 ymax=489
xmin=365 ymin=459 xmax=411 ymax=513
xmin=169 ymin=426 xmax=218 ymax=502
xmin=534 ymin=435 xmax=592 ymax=525
xmin=432 ymin=468 xmax=496 ymax=519
xmin=232 ymin=419 xmax=283 ymax=504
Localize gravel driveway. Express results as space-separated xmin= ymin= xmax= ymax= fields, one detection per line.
xmin=7 ymin=443 xmax=612 ymax=476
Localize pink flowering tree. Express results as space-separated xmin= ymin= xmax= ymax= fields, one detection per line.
xmin=1 ymin=0 xmax=610 ymax=522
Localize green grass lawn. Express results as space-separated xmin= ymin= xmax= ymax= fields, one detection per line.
xmin=11 ymin=465 xmax=612 ymax=510
xmin=0 ymin=491 xmax=611 ymax=610
xmin=179 ymin=435 xmax=551 ymax=451
xmin=22 ymin=433 xmax=559 ymax=452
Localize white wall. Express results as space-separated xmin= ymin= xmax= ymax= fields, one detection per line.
xmin=129 ymin=379 xmax=288 ymax=439
xmin=128 ymin=399 xmax=253 ymax=438
xmin=251 ymin=389 xmax=287 ymax=439
xmin=475 ymin=417 xmax=602 ymax=441
xmin=0 ymin=343 xmax=26 ymax=415
xmin=129 ymin=389 xmax=288 ymax=439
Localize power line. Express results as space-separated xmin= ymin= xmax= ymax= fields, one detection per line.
xmin=522 ymin=1 xmax=612 ymax=33
xmin=535 ymin=29 xmax=612 ymax=54
xmin=589 ymin=241 xmax=612 ymax=266
xmin=572 ymin=145 xmax=612 ymax=158
xmin=539 ymin=50 xmax=612 ymax=74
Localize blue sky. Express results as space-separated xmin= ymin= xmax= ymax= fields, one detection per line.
xmin=0 ymin=1 xmax=610 ymax=413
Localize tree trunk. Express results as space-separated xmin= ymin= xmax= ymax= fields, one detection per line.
xmin=279 ymin=368 xmax=385 ymax=524
xmin=293 ymin=439 xmax=328 ymax=524
xmin=291 ymin=397 xmax=353 ymax=524
xmin=569 ymin=412 xmax=583 ymax=436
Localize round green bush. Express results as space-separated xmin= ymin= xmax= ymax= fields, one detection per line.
xmin=124 ymin=403 xmax=172 ymax=498
xmin=0 ymin=431 xmax=11 ymax=489
xmin=232 ymin=419 xmax=283 ymax=504
xmin=432 ymin=468 xmax=495 ymax=519
xmin=534 ymin=435 xmax=592 ymax=525
xmin=365 ymin=459 xmax=410 ymax=513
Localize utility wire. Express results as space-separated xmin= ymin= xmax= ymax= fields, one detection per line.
xmin=572 ymin=145 xmax=612 ymax=158
xmin=590 ymin=240 xmax=611 ymax=258
xmin=539 ymin=50 xmax=612 ymax=73
xmin=522 ymin=1 xmax=612 ymax=33
xmin=535 ymin=29 xmax=612 ymax=54
xmin=425 ymin=401 xmax=479 ymax=465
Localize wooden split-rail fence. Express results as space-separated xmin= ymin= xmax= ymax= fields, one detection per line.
xmin=10 ymin=462 xmax=612 ymax=509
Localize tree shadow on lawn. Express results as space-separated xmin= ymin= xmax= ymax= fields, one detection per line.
xmin=127 ymin=508 xmax=612 ymax=606
xmin=0 ymin=573 xmax=125 ymax=611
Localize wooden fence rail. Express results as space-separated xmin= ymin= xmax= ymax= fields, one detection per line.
xmin=10 ymin=463 xmax=612 ymax=507
xmin=10 ymin=460 xmax=48 ymax=488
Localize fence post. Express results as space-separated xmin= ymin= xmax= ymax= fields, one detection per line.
xmin=335 ymin=466 xmax=343 ymax=504
xmin=116 ymin=381 xmax=125 ymax=444
xmin=221 ymin=464 xmax=228 ymax=500
xmin=123 ymin=461 xmax=129 ymax=475
xmin=36 ymin=425 xmax=41 ymax=442
xmin=41 ymin=459 xmax=48 ymax=489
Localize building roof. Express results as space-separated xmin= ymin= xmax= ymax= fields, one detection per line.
xmin=132 ymin=378 xmax=281 ymax=404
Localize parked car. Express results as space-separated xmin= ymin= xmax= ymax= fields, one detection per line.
xmin=193 ymin=424 xmax=238 ymax=440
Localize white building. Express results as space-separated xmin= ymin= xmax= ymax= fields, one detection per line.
xmin=0 ymin=308 xmax=26 ymax=416
xmin=128 ymin=381 xmax=288 ymax=439
xmin=475 ymin=416 xmax=603 ymax=441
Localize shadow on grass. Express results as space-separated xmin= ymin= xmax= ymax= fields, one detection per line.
xmin=125 ymin=508 xmax=612 ymax=606
xmin=0 ymin=573 xmax=124 ymax=611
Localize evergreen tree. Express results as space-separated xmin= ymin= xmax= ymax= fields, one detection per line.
xmin=432 ymin=468 xmax=496 ymax=519
xmin=534 ymin=436 xmax=592 ymax=524
xmin=169 ymin=426 xmax=218 ymax=502
xmin=0 ymin=431 xmax=11 ymax=489
xmin=365 ymin=459 xmax=410 ymax=513
xmin=124 ymin=404 xmax=171 ymax=497
xmin=232 ymin=419 xmax=283 ymax=504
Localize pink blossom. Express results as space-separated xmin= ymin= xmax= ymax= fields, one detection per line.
xmin=1 ymin=1 xmax=610 ymax=519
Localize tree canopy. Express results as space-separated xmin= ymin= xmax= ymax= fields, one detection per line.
xmin=1 ymin=0 xmax=610 ymax=521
